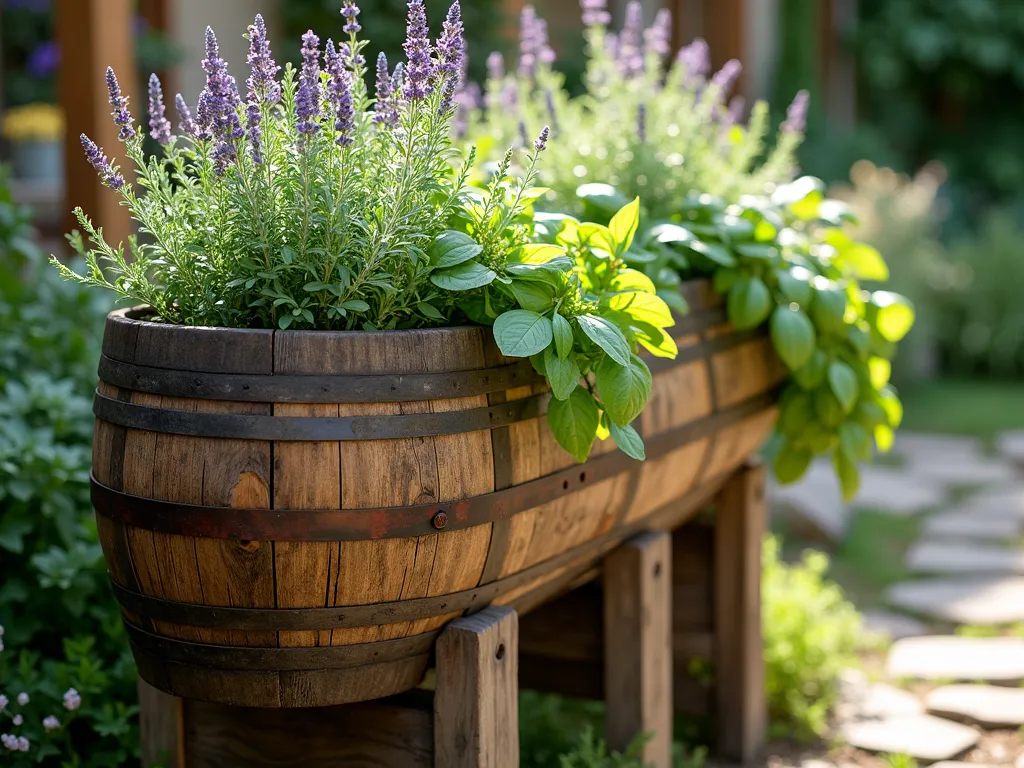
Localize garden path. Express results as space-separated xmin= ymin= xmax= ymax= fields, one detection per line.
xmin=767 ymin=432 xmax=1024 ymax=766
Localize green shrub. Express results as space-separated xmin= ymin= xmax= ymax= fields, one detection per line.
xmin=0 ymin=166 xmax=133 ymax=766
xmin=762 ymin=536 xmax=861 ymax=740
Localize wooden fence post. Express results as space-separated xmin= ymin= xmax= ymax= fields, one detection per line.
xmin=435 ymin=605 xmax=519 ymax=768
xmin=138 ymin=679 xmax=184 ymax=768
xmin=603 ymin=530 xmax=673 ymax=768
xmin=713 ymin=462 xmax=767 ymax=763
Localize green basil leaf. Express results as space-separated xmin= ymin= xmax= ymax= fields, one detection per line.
xmin=576 ymin=183 xmax=629 ymax=215
xmin=727 ymin=276 xmax=772 ymax=330
xmin=810 ymin=282 xmax=847 ymax=334
xmin=577 ymin=314 xmax=631 ymax=365
xmin=833 ymin=447 xmax=860 ymax=502
xmin=493 ymin=309 xmax=554 ymax=358
xmin=544 ymin=346 xmax=581 ymax=400
xmin=547 ymin=388 xmax=600 ymax=463
xmin=512 ymin=243 xmax=565 ymax=264
xmin=870 ymin=291 xmax=915 ymax=342
xmin=770 ymin=305 xmax=816 ymax=371
xmin=634 ymin=322 xmax=678 ymax=359
xmin=416 ymin=301 xmax=446 ymax=321
xmin=657 ymin=289 xmax=689 ymax=316
xmin=596 ymin=355 xmax=652 ymax=427
xmin=430 ymin=261 xmax=497 ymax=291
xmin=879 ymin=384 xmax=903 ymax=428
xmin=869 ymin=357 xmax=891 ymax=389
xmin=430 ymin=230 xmax=484 ymax=268
xmin=608 ymin=268 xmax=656 ymax=295
xmin=842 ymin=242 xmax=889 ymax=281
xmin=827 ymin=360 xmax=859 ymax=414
xmin=776 ymin=267 xmax=814 ymax=306
xmin=510 ymin=280 xmax=556 ymax=313
xmin=649 ymin=223 xmax=695 ymax=246
xmin=734 ymin=243 xmax=778 ymax=261
xmin=779 ymin=391 xmax=813 ymax=437
xmin=688 ymin=240 xmax=736 ymax=267
xmin=839 ymin=422 xmax=872 ymax=461
xmin=773 ymin=441 xmax=813 ymax=484
xmin=608 ymin=196 xmax=641 ymax=255
xmin=793 ymin=348 xmax=829 ymax=390
xmin=608 ymin=291 xmax=675 ymax=330
xmin=552 ymin=312 xmax=573 ymax=360
xmin=875 ymin=424 xmax=895 ymax=453
xmin=813 ymin=387 xmax=845 ymax=427
xmin=609 ymin=420 xmax=645 ymax=461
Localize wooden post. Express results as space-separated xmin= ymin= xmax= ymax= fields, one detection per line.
xmin=138 ymin=679 xmax=184 ymax=768
xmin=435 ymin=606 xmax=519 ymax=768
xmin=713 ymin=462 xmax=766 ymax=763
xmin=603 ymin=531 xmax=673 ymax=768
xmin=55 ymin=0 xmax=135 ymax=249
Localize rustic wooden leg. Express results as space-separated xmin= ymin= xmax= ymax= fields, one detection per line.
xmin=435 ymin=605 xmax=519 ymax=768
xmin=713 ymin=462 xmax=767 ymax=763
xmin=603 ymin=531 xmax=673 ymax=768
xmin=138 ymin=678 xmax=184 ymax=768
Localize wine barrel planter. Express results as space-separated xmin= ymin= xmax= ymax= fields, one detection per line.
xmin=91 ymin=279 xmax=783 ymax=708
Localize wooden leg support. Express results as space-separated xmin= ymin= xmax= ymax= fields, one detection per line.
xmin=435 ymin=605 xmax=519 ymax=768
xmin=603 ymin=531 xmax=673 ymax=768
xmin=713 ymin=463 xmax=767 ymax=763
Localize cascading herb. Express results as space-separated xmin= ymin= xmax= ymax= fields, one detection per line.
xmin=52 ymin=0 xmax=675 ymax=463
xmin=468 ymin=0 xmax=914 ymax=496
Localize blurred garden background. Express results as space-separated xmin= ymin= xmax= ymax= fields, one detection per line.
xmin=3 ymin=0 xmax=1024 ymax=765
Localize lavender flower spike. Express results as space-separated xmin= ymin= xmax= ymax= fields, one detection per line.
xmin=676 ymin=37 xmax=710 ymax=85
xmin=402 ymin=0 xmax=433 ymax=101
xmin=783 ymin=89 xmax=810 ymax=134
xmin=147 ymin=73 xmax=172 ymax=145
xmin=173 ymin=93 xmax=194 ymax=139
xmin=580 ymin=0 xmax=610 ymax=27
xmin=80 ymin=133 xmax=125 ymax=190
xmin=200 ymin=26 xmax=244 ymax=172
xmin=619 ymin=1 xmax=644 ymax=79
xmin=644 ymin=8 xmax=672 ymax=60
xmin=533 ymin=125 xmax=550 ymax=152
xmin=517 ymin=6 xmax=555 ymax=78
xmin=296 ymin=30 xmax=322 ymax=136
xmin=436 ymin=2 xmax=465 ymax=86
xmin=373 ymin=52 xmax=393 ymax=125
xmin=486 ymin=51 xmax=504 ymax=82
xmin=247 ymin=13 xmax=281 ymax=104
xmin=710 ymin=59 xmax=742 ymax=95
xmin=326 ymin=40 xmax=355 ymax=145
xmin=105 ymin=66 xmax=135 ymax=141
xmin=341 ymin=2 xmax=361 ymax=34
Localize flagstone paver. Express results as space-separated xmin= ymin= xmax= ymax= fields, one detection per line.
xmin=906 ymin=540 xmax=1024 ymax=574
xmin=926 ymin=684 xmax=1024 ymax=728
xmin=903 ymin=456 xmax=1019 ymax=486
xmin=921 ymin=508 xmax=1023 ymax=540
xmin=953 ymin=485 xmax=1024 ymax=517
xmin=886 ymin=636 xmax=1024 ymax=683
xmin=999 ymin=430 xmax=1024 ymax=466
xmin=886 ymin=576 xmax=1024 ymax=624
xmin=861 ymin=610 xmax=929 ymax=640
xmin=840 ymin=714 xmax=979 ymax=761
xmin=855 ymin=466 xmax=947 ymax=514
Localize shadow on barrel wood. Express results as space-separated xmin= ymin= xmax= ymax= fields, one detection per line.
xmin=90 ymin=278 xmax=783 ymax=708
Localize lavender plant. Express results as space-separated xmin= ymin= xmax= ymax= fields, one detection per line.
xmin=469 ymin=1 xmax=914 ymax=496
xmin=52 ymin=1 xmax=676 ymax=463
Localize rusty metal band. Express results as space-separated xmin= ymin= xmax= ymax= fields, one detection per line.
xmin=123 ymin=622 xmax=441 ymax=671
xmin=97 ymin=355 xmax=545 ymax=404
xmin=644 ymin=328 xmax=761 ymax=375
xmin=90 ymin=390 xmax=776 ymax=542
xmin=106 ymin=461 xmax=736 ymax=633
xmin=92 ymin=390 xmax=548 ymax=440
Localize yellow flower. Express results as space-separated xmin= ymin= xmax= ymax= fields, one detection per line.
xmin=3 ymin=103 xmax=65 ymax=142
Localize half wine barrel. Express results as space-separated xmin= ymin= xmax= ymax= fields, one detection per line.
xmin=91 ymin=279 xmax=783 ymax=707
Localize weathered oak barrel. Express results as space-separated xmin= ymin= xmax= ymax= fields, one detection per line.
xmin=91 ymin=279 xmax=783 ymax=707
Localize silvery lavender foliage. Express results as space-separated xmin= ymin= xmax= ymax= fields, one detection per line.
xmin=326 ymin=40 xmax=355 ymax=145
xmin=105 ymin=67 xmax=135 ymax=141
xmin=296 ymin=30 xmax=322 ymax=136
xmin=517 ymin=6 xmax=555 ymax=78
xmin=580 ymin=0 xmax=610 ymax=27
xmin=80 ymin=134 xmax=124 ymax=190
xmin=403 ymin=0 xmax=434 ymax=101
xmin=783 ymin=89 xmax=809 ymax=134
xmin=147 ymin=73 xmax=172 ymax=145
xmin=341 ymin=1 xmax=360 ymax=34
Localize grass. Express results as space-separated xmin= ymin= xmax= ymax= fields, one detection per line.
xmin=899 ymin=378 xmax=1024 ymax=438
xmin=826 ymin=510 xmax=921 ymax=609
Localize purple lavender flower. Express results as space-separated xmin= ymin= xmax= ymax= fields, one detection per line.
xmin=63 ymin=689 xmax=81 ymax=712
xmin=296 ymin=30 xmax=322 ymax=136
xmin=27 ymin=40 xmax=59 ymax=79
xmin=176 ymin=94 xmax=197 ymax=140
xmin=580 ymin=0 xmax=610 ymax=27
xmin=338 ymin=41 xmax=366 ymax=71
xmin=326 ymin=40 xmax=355 ymax=145
xmin=147 ymin=74 xmax=172 ymax=145
xmin=517 ymin=6 xmax=555 ymax=78
xmin=486 ymin=51 xmax=504 ymax=82
xmin=247 ymin=14 xmax=281 ymax=104
xmin=534 ymin=125 xmax=550 ymax=152
xmin=636 ymin=102 xmax=646 ymax=143
xmin=500 ymin=81 xmax=518 ymax=113
xmin=403 ymin=0 xmax=433 ymax=101
xmin=1 ymin=734 xmax=15 ymax=751
xmin=200 ymin=27 xmax=244 ymax=171
xmin=676 ymin=37 xmax=710 ymax=86
xmin=80 ymin=134 xmax=125 ymax=189
xmin=644 ymin=8 xmax=672 ymax=60
xmin=105 ymin=66 xmax=135 ymax=141
xmin=618 ymin=1 xmax=644 ymax=79
xmin=710 ymin=59 xmax=742 ymax=96
xmin=436 ymin=2 xmax=465 ymax=87
xmin=373 ymin=52 xmax=398 ymax=126
xmin=782 ymin=89 xmax=809 ymax=134
xmin=15 ymin=693 xmax=27 ymax=707
xmin=341 ymin=1 xmax=361 ymax=34
xmin=43 ymin=716 xmax=60 ymax=731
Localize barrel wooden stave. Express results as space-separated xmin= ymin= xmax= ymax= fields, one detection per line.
xmin=93 ymin=281 xmax=782 ymax=707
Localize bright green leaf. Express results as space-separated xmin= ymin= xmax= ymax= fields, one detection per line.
xmin=833 ymin=448 xmax=860 ymax=502
xmin=608 ymin=197 xmax=641 ymax=255
xmin=430 ymin=230 xmax=483 ymax=268
xmin=514 ymin=243 xmax=565 ymax=264
xmin=839 ymin=422 xmax=872 ymax=461
xmin=869 ymin=357 xmax=891 ymax=389
xmin=608 ymin=291 xmax=675 ymax=329
xmin=552 ymin=312 xmax=573 ymax=360
xmin=609 ymin=420 xmax=645 ymax=460
xmin=492 ymin=310 xmax=553 ymax=358
xmin=793 ymin=348 xmax=829 ymax=390
xmin=727 ymin=276 xmax=772 ymax=330
xmin=544 ymin=346 xmax=581 ymax=400
xmin=577 ymin=314 xmax=631 ymax=365
xmin=547 ymin=388 xmax=600 ymax=463
xmin=770 ymin=306 xmax=816 ymax=370
xmin=871 ymin=291 xmax=915 ymax=342
xmin=510 ymin=280 xmax=556 ymax=313
xmin=596 ymin=355 xmax=652 ymax=427
xmin=576 ymin=183 xmax=629 ymax=215
xmin=828 ymin=361 xmax=859 ymax=414
xmin=773 ymin=442 xmax=813 ymax=484
xmin=609 ymin=268 xmax=656 ymax=295
xmin=430 ymin=261 xmax=497 ymax=291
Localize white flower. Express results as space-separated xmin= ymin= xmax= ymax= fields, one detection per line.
xmin=16 ymin=736 xmax=29 ymax=752
xmin=0 ymin=734 xmax=16 ymax=751
xmin=0 ymin=695 xmax=7 ymax=710
xmin=62 ymin=688 xmax=81 ymax=712
xmin=43 ymin=715 xmax=60 ymax=731
xmin=10 ymin=715 xmax=21 ymax=726
xmin=15 ymin=693 xmax=28 ymax=707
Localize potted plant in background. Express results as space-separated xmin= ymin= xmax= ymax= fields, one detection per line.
xmin=3 ymin=103 xmax=64 ymax=183
xmin=49 ymin=0 xmax=747 ymax=709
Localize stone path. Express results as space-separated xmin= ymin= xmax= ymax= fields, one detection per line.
xmin=770 ymin=430 xmax=1024 ymax=764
